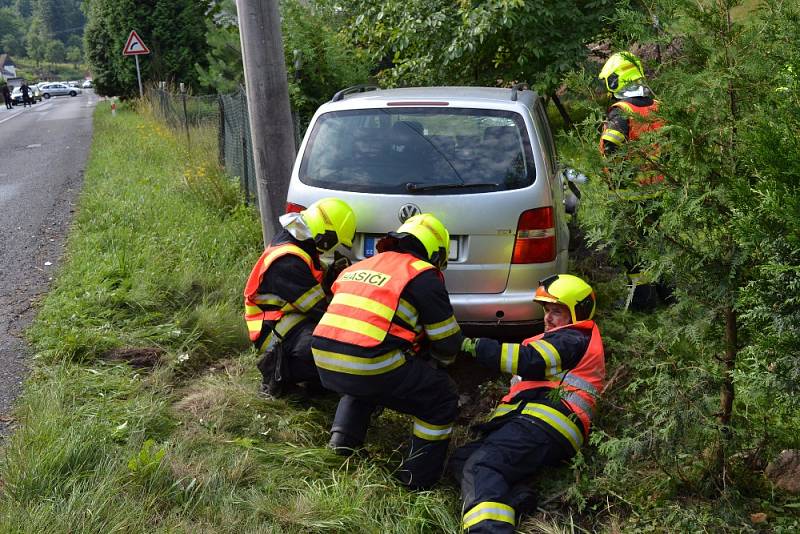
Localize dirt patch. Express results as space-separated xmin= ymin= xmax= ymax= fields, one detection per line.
xmin=101 ymin=347 xmax=165 ymax=368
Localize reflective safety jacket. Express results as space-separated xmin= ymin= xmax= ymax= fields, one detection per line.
xmin=313 ymin=251 xmax=435 ymax=348
xmin=600 ymin=99 xmax=665 ymax=190
xmin=492 ymin=320 xmax=605 ymax=451
xmin=243 ymin=243 xmax=325 ymax=350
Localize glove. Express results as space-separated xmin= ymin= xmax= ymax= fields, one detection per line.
xmin=460 ymin=337 xmax=478 ymax=358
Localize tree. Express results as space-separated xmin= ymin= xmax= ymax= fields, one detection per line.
xmin=84 ymin=0 xmax=211 ymax=98
xmin=0 ymin=7 xmax=25 ymax=54
xmin=25 ymin=14 xmax=48 ymax=66
xmin=340 ymin=0 xmax=616 ymax=125
xmin=45 ymin=38 xmax=64 ymax=63
xmin=567 ymin=0 xmax=800 ymax=492
xmin=65 ymin=44 xmax=81 ymax=67
xmin=196 ymin=0 xmax=370 ymax=122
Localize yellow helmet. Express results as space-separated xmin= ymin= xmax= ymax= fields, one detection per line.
xmin=395 ymin=213 xmax=450 ymax=270
xmin=301 ymin=198 xmax=357 ymax=253
xmin=599 ymin=51 xmax=645 ymax=94
xmin=534 ymin=274 xmax=596 ymax=323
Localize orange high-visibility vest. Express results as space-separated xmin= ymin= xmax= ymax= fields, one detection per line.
xmin=612 ymin=100 xmax=663 ymax=141
xmin=312 ymin=251 xmax=434 ymax=347
xmin=600 ymin=100 xmax=665 ymax=186
xmin=243 ymin=243 xmax=323 ymax=345
xmin=501 ymin=320 xmax=605 ymax=436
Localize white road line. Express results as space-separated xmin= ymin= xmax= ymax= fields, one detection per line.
xmin=0 ymin=110 xmax=24 ymax=124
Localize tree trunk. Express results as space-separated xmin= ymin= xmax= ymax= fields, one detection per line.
xmin=720 ymin=306 xmax=737 ymax=427
xmin=549 ymin=93 xmax=573 ymax=130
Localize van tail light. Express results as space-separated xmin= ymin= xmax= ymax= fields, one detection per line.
xmin=511 ymin=207 xmax=556 ymax=264
xmin=285 ymin=202 xmax=306 ymax=214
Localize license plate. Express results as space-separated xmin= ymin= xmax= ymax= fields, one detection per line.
xmin=364 ymin=235 xmax=458 ymax=260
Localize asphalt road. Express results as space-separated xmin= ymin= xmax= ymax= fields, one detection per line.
xmin=0 ymin=91 xmax=98 ymax=435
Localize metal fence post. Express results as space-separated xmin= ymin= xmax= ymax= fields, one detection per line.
xmin=180 ymin=82 xmax=190 ymax=148
xmin=240 ymin=88 xmax=250 ymax=204
xmin=218 ymin=95 xmax=225 ymax=167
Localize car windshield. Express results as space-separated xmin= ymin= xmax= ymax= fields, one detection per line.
xmin=299 ymin=107 xmax=535 ymax=194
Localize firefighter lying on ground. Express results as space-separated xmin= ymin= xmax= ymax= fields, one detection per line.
xmin=311 ymin=213 xmax=463 ymax=490
xmin=450 ymin=274 xmax=605 ymax=533
xmin=243 ymin=198 xmax=356 ymax=398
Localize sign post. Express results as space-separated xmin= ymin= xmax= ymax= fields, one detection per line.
xmin=122 ymin=30 xmax=150 ymax=98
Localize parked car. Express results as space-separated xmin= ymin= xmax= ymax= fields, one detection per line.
xmin=10 ymin=84 xmax=42 ymax=105
xmin=39 ymin=82 xmax=81 ymax=98
xmin=286 ymin=85 xmax=574 ymax=332
xmin=82 ymin=79 xmax=93 ymax=89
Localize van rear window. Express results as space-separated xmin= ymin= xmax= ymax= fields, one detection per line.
xmin=299 ymin=108 xmax=535 ymax=194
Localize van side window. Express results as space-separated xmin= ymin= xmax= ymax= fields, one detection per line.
xmin=534 ymin=101 xmax=557 ymax=175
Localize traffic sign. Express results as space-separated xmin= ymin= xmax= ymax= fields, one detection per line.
xmin=123 ymin=30 xmax=150 ymax=56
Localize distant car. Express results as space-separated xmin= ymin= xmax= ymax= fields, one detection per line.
xmin=67 ymin=81 xmax=80 ymax=88
xmin=39 ymin=82 xmax=81 ymax=99
xmin=82 ymin=79 xmax=93 ymax=89
xmin=10 ymin=85 xmax=42 ymax=105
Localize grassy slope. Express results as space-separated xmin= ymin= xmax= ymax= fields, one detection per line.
xmin=0 ymin=103 xmax=460 ymax=533
xmin=13 ymin=57 xmax=88 ymax=83
xmin=2 ymin=99 xmax=796 ymax=533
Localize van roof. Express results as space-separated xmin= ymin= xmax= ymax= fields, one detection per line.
xmin=332 ymin=86 xmax=539 ymax=107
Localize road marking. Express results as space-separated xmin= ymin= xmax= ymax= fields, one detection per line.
xmin=26 ymin=144 xmax=42 ymax=148
xmin=0 ymin=111 xmax=24 ymax=124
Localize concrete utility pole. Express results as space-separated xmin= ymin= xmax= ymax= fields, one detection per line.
xmin=236 ymin=0 xmax=296 ymax=246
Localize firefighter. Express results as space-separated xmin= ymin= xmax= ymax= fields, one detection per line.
xmin=243 ymin=198 xmax=356 ymax=398
xmin=598 ymin=51 xmax=663 ymax=159
xmin=599 ymin=51 xmax=667 ymax=310
xmin=450 ymin=274 xmax=605 ymax=533
xmin=311 ymin=213 xmax=462 ymax=490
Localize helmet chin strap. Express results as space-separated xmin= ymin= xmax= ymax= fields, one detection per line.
xmin=279 ymin=212 xmax=314 ymax=242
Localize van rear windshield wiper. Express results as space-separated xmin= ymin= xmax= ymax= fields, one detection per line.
xmin=405 ymin=181 xmax=498 ymax=193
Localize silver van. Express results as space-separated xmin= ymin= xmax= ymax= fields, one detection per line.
xmin=286 ymin=86 xmax=571 ymax=332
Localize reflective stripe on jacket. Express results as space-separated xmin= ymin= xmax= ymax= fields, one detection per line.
xmin=499 ymin=320 xmax=605 ymax=441
xmin=243 ymin=243 xmax=324 ymax=348
xmin=313 ymin=251 xmax=434 ymax=348
xmin=600 ymin=100 xmax=665 ymax=188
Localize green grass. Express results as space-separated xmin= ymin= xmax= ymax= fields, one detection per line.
xmin=2 ymin=95 xmax=797 ymax=533
xmin=12 ymin=57 xmax=88 ymax=84
xmin=0 ymin=101 xmax=464 ymax=533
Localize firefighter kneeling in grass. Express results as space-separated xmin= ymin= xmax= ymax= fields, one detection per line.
xmin=311 ymin=213 xmax=462 ymax=489
xmin=243 ymin=198 xmax=356 ymax=398
xmin=450 ymin=274 xmax=605 ymax=533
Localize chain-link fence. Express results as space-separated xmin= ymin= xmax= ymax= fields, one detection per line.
xmin=150 ymin=86 xmax=259 ymax=204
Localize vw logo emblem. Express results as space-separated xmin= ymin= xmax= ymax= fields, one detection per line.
xmin=398 ymin=203 xmax=421 ymax=223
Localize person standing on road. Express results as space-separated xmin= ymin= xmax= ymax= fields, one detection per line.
xmin=20 ymin=83 xmax=31 ymax=108
xmin=244 ymin=198 xmax=357 ymax=398
xmin=311 ymin=213 xmax=463 ymax=490
xmin=451 ymin=274 xmax=605 ymax=533
xmin=2 ymin=84 xmax=12 ymax=109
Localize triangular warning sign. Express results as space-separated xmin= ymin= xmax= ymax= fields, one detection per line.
xmin=123 ymin=30 xmax=150 ymax=56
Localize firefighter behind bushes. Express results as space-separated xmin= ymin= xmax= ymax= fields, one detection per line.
xmin=243 ymin=198 xmax=356 ymax=398
xmin=311 ymin=213 xmax=462 ymax=490
xmin=598 ymin=51 xmax=668 ymax=310
xmin=451 ymin=274 xmax=605 ymax=533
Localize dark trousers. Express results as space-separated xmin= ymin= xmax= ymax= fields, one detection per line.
xmin=326 ymin=357 xmax=459 ymax=489
xmin=449 ymin=416 xmax=574 ymax=533
xmin=257 ymin=321 xmax=322 ymax=388
xmin=3 ymin=96 xmax=11 ymax=109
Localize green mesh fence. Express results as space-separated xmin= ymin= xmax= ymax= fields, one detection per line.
xmin=150 ymin=86 xmax=258 ymax=205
